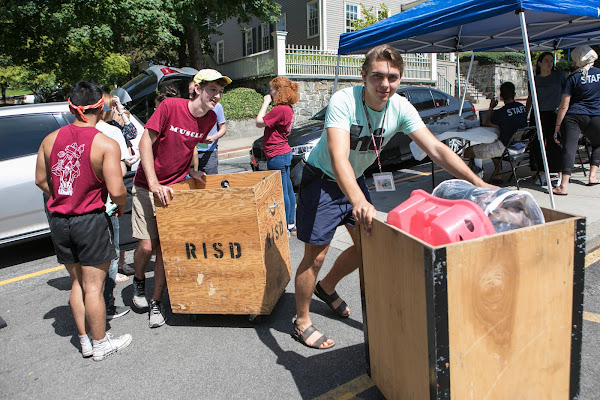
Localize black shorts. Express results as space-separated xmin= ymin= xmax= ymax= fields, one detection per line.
xmin=296 ymin=175 xmax=371 ymax=245
xmin=49 ymin=210 xmax=115 ymax=266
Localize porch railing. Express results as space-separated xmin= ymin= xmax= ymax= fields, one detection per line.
xmin=284 ymin=45 xmax=434 ymax=82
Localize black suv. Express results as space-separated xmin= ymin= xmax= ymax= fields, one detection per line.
xmin=250 ymin=86 xmax=476 ymax=173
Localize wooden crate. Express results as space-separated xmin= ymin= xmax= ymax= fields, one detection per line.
xmin=155 ymin=171 xmax=291 ymax=315
xmin=358 ymin=208 xmax=585 ymax=400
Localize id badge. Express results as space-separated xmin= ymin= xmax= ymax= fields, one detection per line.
xmin=372 ymin=172 xmax=395 ymax=192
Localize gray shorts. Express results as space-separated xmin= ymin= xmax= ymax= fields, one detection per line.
xmin=198 ymin=149 xmax=218 ymax=175
xmin=471 ymin=139 xmax=505 ymax=159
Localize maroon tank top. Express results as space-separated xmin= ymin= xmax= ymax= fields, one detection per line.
xmin=46 ymin=125 xmax=108 ymax=215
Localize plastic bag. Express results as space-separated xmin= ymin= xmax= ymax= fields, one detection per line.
xmin=431 ymin=179 xmax=545 ymax=233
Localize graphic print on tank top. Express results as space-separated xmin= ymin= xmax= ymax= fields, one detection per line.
xmin=51 ymin=142 xmax=86 ymax=196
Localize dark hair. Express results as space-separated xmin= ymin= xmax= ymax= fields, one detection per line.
xmin=70 ymin=81 xmax=103 ymax=112
xmin=362 ymin=44 xmax=405 ymax=76
xmin=155 ymin=85 xmax=181 ymax=106
xmin=535 ymin=52 xmax=555 ymax=75
xmin=499 ymin=82 xmax=516 ymax=101
xmin=270 ymin=76 xmax=299 ymax=106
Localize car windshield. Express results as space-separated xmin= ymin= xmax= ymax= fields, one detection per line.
xmin=122 ymin=72 xmax=158 ymax=101
xmin=310 ymin=107 xmax=327 ymax=121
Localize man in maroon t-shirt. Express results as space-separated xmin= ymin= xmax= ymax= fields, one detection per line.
xmin=130 ymin=69 xmax=231 ymax=328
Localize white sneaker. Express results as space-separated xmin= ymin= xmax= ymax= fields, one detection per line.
xmin=132 ymin=277 xmax=149 ymax=309
xmin=92 ymin=333 xmax=132 ymax=361
xmin=149 ymin=300 xmax=165 ymax=328
xmin=79 ymin=334 xmax=92 ymax=358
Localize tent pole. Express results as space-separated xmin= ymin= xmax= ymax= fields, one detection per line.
xmin=459 ymin=52 xmax=475 ymax=117
xmin=456 ymin=52 xmax=461 ymax=98
xmin=519 ymin=11 xmax=555 ymax=209
xmin=332 ymin=54 xmax=341 ymax=94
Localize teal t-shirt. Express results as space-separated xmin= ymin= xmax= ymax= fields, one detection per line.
xmin=307 ymin=85 xmax=425 ymax=179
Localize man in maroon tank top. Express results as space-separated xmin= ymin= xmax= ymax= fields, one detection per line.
xmin=130 ymin=69 xmax=231 ymax=328
xmin=35 ymin=81 xmax=132 ymax=361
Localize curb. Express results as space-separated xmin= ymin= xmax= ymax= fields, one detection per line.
xmin=218 ymin=146 xmax=251 ymax=160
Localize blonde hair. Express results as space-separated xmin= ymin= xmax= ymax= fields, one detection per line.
xmin=102 ymin=93 xmax=130 ymax=123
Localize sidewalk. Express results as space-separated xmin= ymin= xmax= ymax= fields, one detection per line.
xmin=218 ymin=136 xmax=256 ymax=160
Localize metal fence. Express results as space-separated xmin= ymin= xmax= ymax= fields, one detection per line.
xmin=284 ymin=45 xmax=433 ymax=81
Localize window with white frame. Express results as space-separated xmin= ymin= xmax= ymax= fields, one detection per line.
xmin=346 ymin=3 xmax=359 ymax=32
xmin=245 ymin=30 xmax=253 ymax=56
xmin=216 ymin=40 xmax=224 ymax=64
xmin=262 ymin=22 xmax=270 ymax=51
xmin=277 ymin=13 xmax=286 ymax=31
xmin=307 ymin=1 xmax=319 ymax=38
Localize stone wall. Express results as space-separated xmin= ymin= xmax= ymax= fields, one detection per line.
xmin=460 ymin=61 xmax=529 ymax=99
xmin=294 ymin=79 xmax=362 ymax=121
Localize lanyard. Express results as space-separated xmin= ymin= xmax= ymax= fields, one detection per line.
xmin=361 ymin=88 xmax=388 ymax=173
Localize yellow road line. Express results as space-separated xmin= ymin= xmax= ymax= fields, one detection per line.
xmin=313 ymin=374 xmax=374 ymax=400
xmin=0 ymin=265 xmax=65 ymax=286
xmin=585 ymin=246 xmax=600 ymax=268
xmin=584 ymin=311 xmax=600 ymax=324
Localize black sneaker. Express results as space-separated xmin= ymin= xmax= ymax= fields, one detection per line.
xmin=106 ymin=305 xmax=130 ymax=320
xmin=132 ymin=277 xmax=149 ymax=309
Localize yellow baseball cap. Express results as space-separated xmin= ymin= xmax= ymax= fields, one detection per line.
xmin=193 ymin=69 xmax=232 ymax=85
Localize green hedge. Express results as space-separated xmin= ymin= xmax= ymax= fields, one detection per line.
xmin=459 ymin=52 xmax=526 ymax=67
xmin=220 ymin=87 xmax=271 ymax=120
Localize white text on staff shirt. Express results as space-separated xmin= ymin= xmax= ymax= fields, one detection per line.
xmin=169 ymin=125 xmax=206 ymax=139
xmin=506 ymin=105 xmax=527 ymax=116
xmin=581 ymin=74 xmax=600 ymax=84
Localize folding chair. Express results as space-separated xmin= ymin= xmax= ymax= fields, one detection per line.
xmin=577 ymin=134 xmax=590 ymax=177
xmin=490 ymin=126 xmax=537 ymax=190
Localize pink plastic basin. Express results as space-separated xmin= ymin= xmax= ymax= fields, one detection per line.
xmin=386 ymin=189 xmax=495 ymax=246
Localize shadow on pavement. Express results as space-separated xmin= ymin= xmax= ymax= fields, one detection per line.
xmin=0 ymin=237 xmax=55 ymax=269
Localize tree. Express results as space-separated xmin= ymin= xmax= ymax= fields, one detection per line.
xmin=351 ymin=4 xmax=389 ymax=31
xmin=0 ymin=65 xmax=26 ymax=103
xmin=0 ymin=0 xmax=282 ymax=91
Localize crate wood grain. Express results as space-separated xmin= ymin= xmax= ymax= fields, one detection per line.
xmin=359 ymin=207 xmax=585 ymax=400
xmin=155 ymin=171 xmax=292 ymax=315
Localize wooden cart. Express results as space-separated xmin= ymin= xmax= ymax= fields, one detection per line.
xmin=358 ymin=208 xmax=585 ymax=399
xmin=155 ymin=171 xmax=291 ymax=318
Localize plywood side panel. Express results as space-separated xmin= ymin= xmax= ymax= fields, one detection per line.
xmin=156 ymin=188 xmax=265 ymax=314
xmin=254 ymin=172 xmax=291 ymax=312
xmin=361 ymin=218 xmax=431 ymax=400
xmin=445 ymin=220 xmax=576 ymax=399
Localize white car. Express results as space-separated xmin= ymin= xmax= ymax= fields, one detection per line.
xmin=0 ymin=102 xmax=144 ymax=246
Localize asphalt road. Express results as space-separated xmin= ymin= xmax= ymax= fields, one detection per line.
xmin=1 ymin=155 xmax=599 ymax=399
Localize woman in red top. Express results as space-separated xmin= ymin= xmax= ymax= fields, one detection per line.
xmin=256 ymin=77 xmax=298 ymax=235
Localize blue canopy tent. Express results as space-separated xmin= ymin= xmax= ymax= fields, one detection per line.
xmin=336 ymin=0 xmax=600 ymax=208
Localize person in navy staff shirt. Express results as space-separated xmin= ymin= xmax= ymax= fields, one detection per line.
xmin=553 ymin=45 xmax=600 ymax=195
xmin=463 ymin=81 xmax=527 ymax=183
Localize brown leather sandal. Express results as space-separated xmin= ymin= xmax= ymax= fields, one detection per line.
xmin=292 ymin=320 xmax=335 ymax=350
xmin=314 ymin=281 xmax=350 ymax=318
